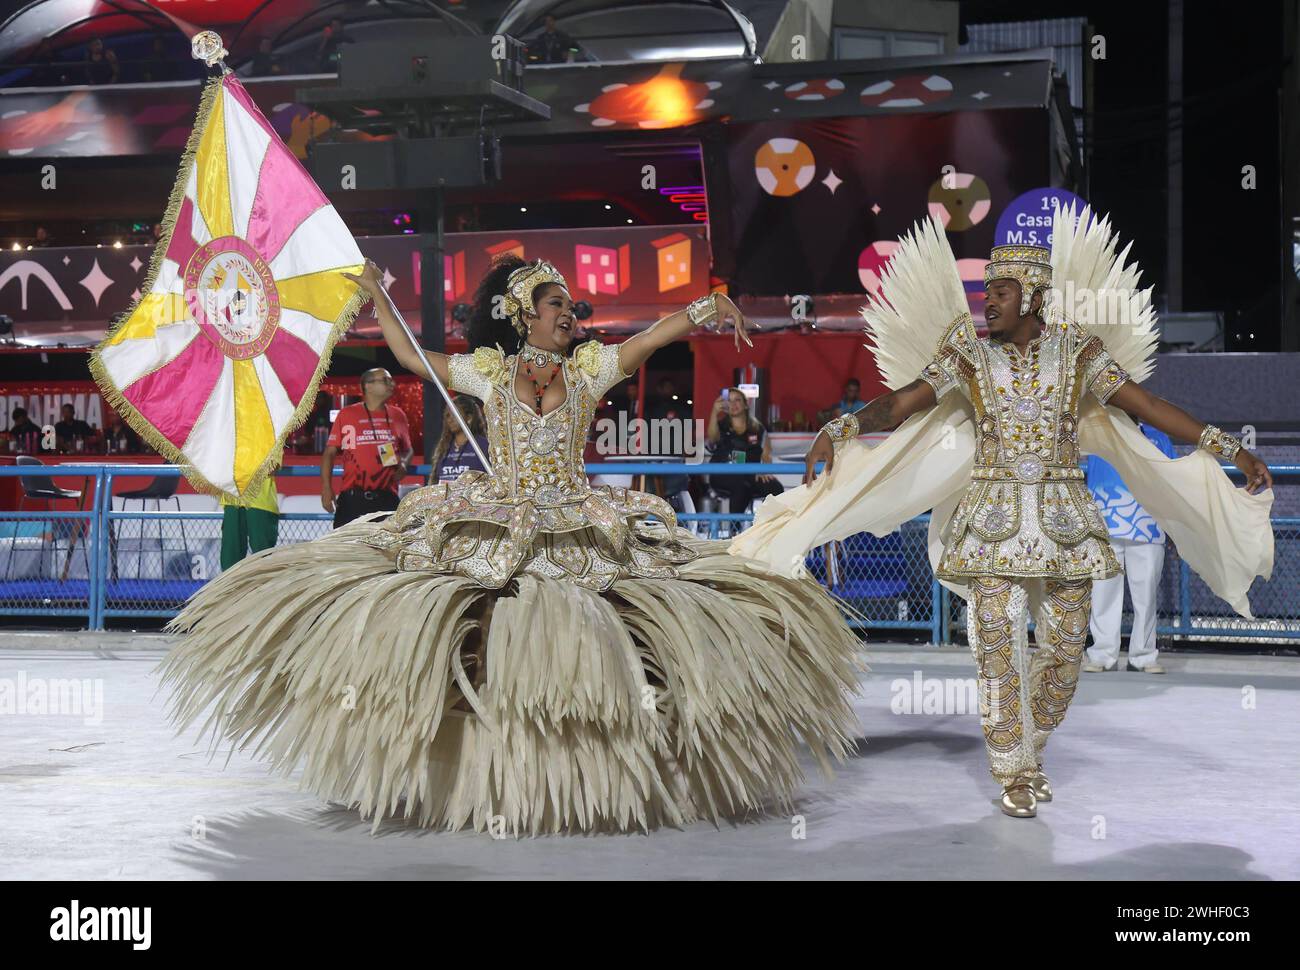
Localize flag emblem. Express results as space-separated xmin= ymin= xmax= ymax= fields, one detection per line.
xmin=185 ymin=236 xmax=280 ymax=359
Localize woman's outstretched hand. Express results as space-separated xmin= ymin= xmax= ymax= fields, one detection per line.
xmin=341 ymin=258 xmax=386 ymax=301
xmin=715 ymin=294 xmax=755 ymax=352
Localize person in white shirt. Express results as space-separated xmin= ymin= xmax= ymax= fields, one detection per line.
xmin=1083 ymin=422 xmax=1176 ymax=673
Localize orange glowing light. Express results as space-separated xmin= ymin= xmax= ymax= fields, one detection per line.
xmin=583 ymin=63 xmax=714 ymax=129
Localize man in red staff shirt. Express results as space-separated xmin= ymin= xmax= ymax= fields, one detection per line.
xmin=321 ymin=368 xmax=414 ymax=528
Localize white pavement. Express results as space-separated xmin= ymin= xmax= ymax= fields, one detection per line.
xmin=1 ymin=635 xmax=1297 ymax=880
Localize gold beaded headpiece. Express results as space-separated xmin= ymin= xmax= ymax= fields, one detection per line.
xmin=501 ymin=260 xmax=569 ymax=336
xmin=984 ymin=245 xmax=1052 ymax=316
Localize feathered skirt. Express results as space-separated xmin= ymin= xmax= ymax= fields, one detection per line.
xmin=157 ymin=506 xmax=863 ymax=836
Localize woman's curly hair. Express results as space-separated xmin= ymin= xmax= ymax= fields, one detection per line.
xmin=465 ymin=253 xmax=576 ymax=356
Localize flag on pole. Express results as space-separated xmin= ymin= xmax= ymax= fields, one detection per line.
xmin=91 ymin=72 xmax=365 ymax=501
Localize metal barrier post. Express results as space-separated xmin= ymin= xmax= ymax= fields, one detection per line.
xmin=931 ymin=575 xmax=943 ymax=645
xmin=95 ymin=467 xmax=116 ymax=630
xmin=87 ymin=466 xmax=104 ymax=630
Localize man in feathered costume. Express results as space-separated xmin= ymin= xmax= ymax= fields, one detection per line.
xmin=730 ymin=204 xmax=1275 ymax=818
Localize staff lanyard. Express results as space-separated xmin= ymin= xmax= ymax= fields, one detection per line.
xmin=361 ymin=403 xmax=389 ymax=447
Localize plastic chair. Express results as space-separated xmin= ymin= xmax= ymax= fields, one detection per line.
xmin=5 ymin=455 xmax=89 ymax=580
xmin=111 ymin=475 xmax=191 ymax=580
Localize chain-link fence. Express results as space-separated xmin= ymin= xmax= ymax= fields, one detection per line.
xmin=0 ymin=462 xmax=1294 ymax=643
xmin=0 ymin=465 xmax=100 ymax=623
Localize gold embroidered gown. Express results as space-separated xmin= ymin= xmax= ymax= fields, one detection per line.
xmin=158 ymin=339 xmax=862 ymax=836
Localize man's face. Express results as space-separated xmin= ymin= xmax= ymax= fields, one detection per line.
xmin=545 ymin=16 xmax=557 ymax=31
xmin=61 ymin=406 xmax=74 ymax=420
xmin=363 ymin=370 xmax=395 ymax=403
xmin=984 ymin=279 xmax=1024 ymax=338
xmin=844 ymin=381 xmax=860 ymax=402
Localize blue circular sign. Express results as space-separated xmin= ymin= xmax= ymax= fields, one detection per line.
xmin=993 ymin=188 xmax=1086 ymax=249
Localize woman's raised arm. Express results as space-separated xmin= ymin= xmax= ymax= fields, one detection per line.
xmin=342 ymin=259 xmax=450 ymax=385
xmin=616 ymin=293 xmax=753 ymax=376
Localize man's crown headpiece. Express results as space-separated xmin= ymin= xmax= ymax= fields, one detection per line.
xmin=985 ymin=244 xmax=1052 ymax=316
xmin=502 ymin=260 xmax=568 ymax=336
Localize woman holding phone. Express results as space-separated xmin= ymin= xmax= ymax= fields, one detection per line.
xmin=706 ymin=387 xmax=785 ymax=525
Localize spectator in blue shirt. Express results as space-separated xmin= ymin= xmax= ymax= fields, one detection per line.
xmin=1083 ymin=422 xmax=1177 ymax=673
xmin=833 ymin=378 xmax=866 ymax=416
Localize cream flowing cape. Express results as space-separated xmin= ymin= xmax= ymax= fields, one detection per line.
xmin=729 ymin=394 xmax=1275 ymax=619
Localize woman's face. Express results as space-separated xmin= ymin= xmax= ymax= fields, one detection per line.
xmin=521 ymin=283 xmax=575 ymax=351
xmin=455 ymin=399 xmax=480 ymax=434
xmin=726 ymin=391 xmax=748 ymax=418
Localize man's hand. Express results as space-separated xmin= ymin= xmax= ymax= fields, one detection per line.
xmin=1234 ymin=448 xmax=1273 ymax=494
xmin=321 ymin=484 xmax=335 ymax=514
xmin=803 ymin=431 xmax=834 ymax=485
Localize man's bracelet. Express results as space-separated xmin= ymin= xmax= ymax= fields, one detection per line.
xmin=1197 ymin=424 xmax=1242 ymax=461
xmin=822 ymin=412 xmax=860 ymax=444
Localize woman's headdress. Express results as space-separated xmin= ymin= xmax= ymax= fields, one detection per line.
xmin=501 ymin=259 xmax=569 ymax=336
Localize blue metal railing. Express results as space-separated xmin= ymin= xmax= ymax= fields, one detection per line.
xmin=0 ymin=462 xmax=1293 ymax=643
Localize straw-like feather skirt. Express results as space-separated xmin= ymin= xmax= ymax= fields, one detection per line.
xmin=158 ymin=512 xmax=863 ymax=836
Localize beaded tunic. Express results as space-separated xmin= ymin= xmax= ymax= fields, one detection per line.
xmin=363 ymin=340 xmax=695 ymax=591
xmin=919 ymin=314 xmax=1131 ymax=580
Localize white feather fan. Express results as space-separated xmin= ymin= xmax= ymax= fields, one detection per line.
xmin=1046 ymin=202 xmax=1160 ymax=383
xmin=860 ymin=216 xmax=969 ymax=392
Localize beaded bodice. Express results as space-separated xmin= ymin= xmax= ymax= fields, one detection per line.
xmin=446 ymin=340 xmax=629 ymax=506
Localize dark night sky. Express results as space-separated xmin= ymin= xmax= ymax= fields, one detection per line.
xmin=962 ymin=0 xmax=1286 ymax=350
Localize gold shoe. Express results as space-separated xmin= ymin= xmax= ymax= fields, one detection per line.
xmin=1027 ymin=769 xmax=1053 ymax=802
xmin=1000 ymin=781 xmax=1037 ymax=818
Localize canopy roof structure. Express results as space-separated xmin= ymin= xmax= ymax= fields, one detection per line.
xmin=0 ymin=0 xmax=773 ymax=79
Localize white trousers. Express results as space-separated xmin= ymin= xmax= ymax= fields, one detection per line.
xmin=1088 ymin=537 xmax=1165 ymax=669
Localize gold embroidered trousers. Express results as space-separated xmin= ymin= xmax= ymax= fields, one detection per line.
xmin=966 ymin=574 xmax=1091 ymax=785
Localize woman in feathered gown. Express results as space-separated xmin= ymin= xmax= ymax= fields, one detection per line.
xmin=158 ymin=255 xmax=862 ymax=836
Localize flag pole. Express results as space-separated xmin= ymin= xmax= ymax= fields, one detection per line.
xmin=372 ymin=285 xmax=493 ymax=475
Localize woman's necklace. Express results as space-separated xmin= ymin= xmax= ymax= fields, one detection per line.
xmin=521 ymin=345 xmax=562 ymax=415
xmin=519 ymin=344 xmax=563 ymax=368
